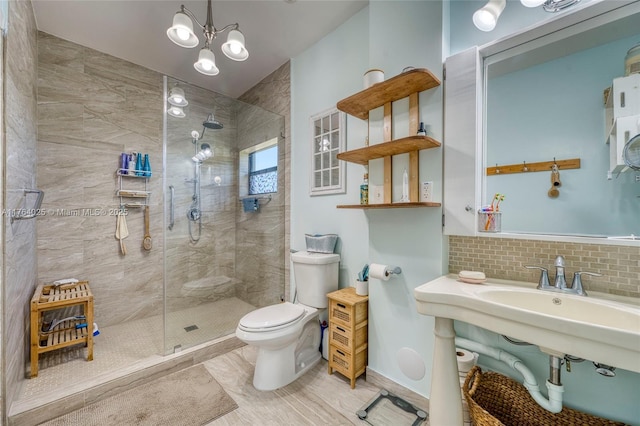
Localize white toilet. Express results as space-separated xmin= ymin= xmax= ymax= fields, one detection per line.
xmin=235 ymin=251 xmax=339 ymax=391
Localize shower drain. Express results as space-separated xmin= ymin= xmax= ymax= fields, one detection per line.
xmin=184 ymin=324 xmax=199 ymax=332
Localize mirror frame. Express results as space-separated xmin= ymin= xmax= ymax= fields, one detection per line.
xmin=446 ymin=0 xmax=640 ymax=247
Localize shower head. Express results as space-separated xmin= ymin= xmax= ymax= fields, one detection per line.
xmin=203 ymin=113 xmax=223 ymax=130
xmin=192 ymin=143 xmax=213 ymax=163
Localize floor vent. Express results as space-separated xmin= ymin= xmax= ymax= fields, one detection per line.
xmin=184 ymin=325 xmax=199 ymax=332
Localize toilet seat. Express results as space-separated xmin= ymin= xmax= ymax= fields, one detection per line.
xmin=238 ymin=302 xmax=306 ymax=332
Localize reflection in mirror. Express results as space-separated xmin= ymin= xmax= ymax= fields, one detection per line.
xmin=484 ymin=11 xmax=640 ymax=238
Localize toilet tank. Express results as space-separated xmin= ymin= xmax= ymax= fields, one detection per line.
xmin=291 ymin=251 xmax=340 ymax=308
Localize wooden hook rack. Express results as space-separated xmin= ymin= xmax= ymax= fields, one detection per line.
xmin=486 ymin=158 xmax=581 ymax=176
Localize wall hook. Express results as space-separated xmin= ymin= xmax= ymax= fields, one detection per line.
xmin=523 ymin=161 xmax=528 ymax=172
xmin=495 ymin=164 xmax=500 ymax=174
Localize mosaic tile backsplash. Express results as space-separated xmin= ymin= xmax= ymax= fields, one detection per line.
xmin=449 ymin=236 xmax=640 ymax=298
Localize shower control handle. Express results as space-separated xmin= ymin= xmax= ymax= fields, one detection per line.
xmin=168 ymin=185 xmax=175 ymax=230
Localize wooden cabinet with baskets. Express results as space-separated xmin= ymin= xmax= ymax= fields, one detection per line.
xmin=336 ymin=68 xmax=442 ymax=209
xmin=327 ymin=287 xmax=368 ymax=388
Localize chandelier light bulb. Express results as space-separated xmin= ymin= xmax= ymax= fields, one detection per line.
xmin=194 ymin=48 xmax=219 ymax=76
xmin=176 ymin=28 xmax=190 ymax=41
xmin=221 ymin=29 xmax=249 ymax=61
xmin=167 ymin=12 xmax=198 ymax=48
xmin=168 ymin=87 xmax=188 ymax=107
xmin=167 ymin=106 xmax=185 ymax=118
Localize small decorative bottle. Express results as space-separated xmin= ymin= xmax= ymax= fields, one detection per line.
xmin=360 ymin=173 xmax=369 ymax=205
xmin=143 ymin=154 xmax=151 ymax=177
xmin=135 ymin=152 xmax=143 ymax=176
xmin=417 ymin=122 xmax=426 ymax=136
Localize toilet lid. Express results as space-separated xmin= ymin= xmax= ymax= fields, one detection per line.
xmin=239 ymin=303 xmax=306 ymax=330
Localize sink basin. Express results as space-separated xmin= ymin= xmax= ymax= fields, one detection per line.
xmin=477 ymin=287 xmax=639 ymax=329
xmin=414 ymin=275 xmax=640 ymax=373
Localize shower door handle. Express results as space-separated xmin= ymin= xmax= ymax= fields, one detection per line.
xmin=168 ymin=185 xmax=175 ymax=230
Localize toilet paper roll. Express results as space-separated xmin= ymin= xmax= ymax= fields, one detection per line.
xmin=369 ymin=263 xmax=391 ymax=281
xmin=456 ymin=348 xmax=478 ymax=375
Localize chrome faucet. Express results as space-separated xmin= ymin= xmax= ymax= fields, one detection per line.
xmin=525 ymin=256 xmax=602 ymax=297
xmin=553 ymin=255 xmax=567 ymax=290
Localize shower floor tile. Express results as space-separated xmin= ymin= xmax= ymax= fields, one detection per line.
xmin=19 ymin=297 xmax=255 ymax=402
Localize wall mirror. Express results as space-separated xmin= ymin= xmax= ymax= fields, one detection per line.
xmin=481 ymin=2 xmax=640 ymax=240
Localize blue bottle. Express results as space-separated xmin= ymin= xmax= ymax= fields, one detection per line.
xmin=135 ymin=153 xmax=143 ymax=176
xmin=143 ymin=154 xmax=152 ymax=177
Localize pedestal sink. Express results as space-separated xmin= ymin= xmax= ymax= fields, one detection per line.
xmin=414 ymin=275 xmax=640 ymax=425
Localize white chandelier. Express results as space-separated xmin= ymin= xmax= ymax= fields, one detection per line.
xmin=167 ymin=0 xmax=249 ymax=76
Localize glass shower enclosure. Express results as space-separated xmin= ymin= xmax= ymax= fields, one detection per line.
xmin=162 ymin=76 xmax=285 ymax=355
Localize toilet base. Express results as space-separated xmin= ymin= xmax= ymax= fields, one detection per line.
xmin=252 ymin=318 xmax=321 ymax=391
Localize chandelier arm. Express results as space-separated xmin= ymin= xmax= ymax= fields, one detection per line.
xmin=215 ymin=23 xmax=240 ymax=35
xmin=178 ymin=5 xmax=205 ymax=29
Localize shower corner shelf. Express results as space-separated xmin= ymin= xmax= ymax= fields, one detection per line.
xmin=30 ymin=281 xmax=94 ymax=378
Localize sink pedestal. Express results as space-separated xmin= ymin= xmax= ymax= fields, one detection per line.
xmin=430 ymin=317 xmax=463 ymax=425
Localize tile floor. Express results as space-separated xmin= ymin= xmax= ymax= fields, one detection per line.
xmin=203 ymin=345 xmax=388 ymax=425
xmin=20 ymin=297 xmax=255 ymax=401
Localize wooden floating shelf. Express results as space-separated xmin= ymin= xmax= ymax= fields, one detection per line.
xmin=337 ymin=136 xmax=441 ymax=165
xmin=486 ymin=158 xmax=581 ymax=176
xmin=337 ymin=202 xmax=441 ymax=209
xmin=337 ymin=68 xmax=441 ymax=120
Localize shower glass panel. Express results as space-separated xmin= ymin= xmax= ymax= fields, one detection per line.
xmin=162 ymin=76 xmax=285 ymax=355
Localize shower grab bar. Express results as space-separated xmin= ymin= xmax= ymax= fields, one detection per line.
xmin=168 ymin=185 xmax=175 ymax=230
xmin=11 ymin=189 xmax=45 ymax=223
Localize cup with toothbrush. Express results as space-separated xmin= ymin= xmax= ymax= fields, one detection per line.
xmin=356 ymin=264 xmax=369 ymax=296
xmin=478 ymin=193 xmax=504 ymax=232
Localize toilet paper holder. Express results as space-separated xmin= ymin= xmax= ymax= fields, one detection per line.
xmin=387 ymin=266 xmax=402 ymax=277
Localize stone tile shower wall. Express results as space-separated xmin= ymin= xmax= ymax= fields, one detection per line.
xmin=235 ymin=101 xmax=285 ymax=307
xmin=4 ymin=0 xmax=38 ymax=414
xmin=238 ymin=63 xmax=291 ymax=303
xmin=449 ymin=236 xmax=640 ymax=298
xmin=36 ymin=32 xmax=165 ymax=328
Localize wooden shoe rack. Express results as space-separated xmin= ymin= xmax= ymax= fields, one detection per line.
xmin=29 ymin=281 xmax=94 ymax=378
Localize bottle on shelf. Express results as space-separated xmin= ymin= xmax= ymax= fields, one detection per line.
xmin=135 ymin=152 xmax=143 ymax=176
xmin=120 ymin=153 xmax=129 ymax=174
xmin=143 ymin=154 xmax=151 ymax=177
xmin=417 ymin=122 xmax=426 ymax=136
xmin=360 ymin=173 xmax=369 ymax=205
xmin=128 ymin=153 xmax=136 ymax=175
xmin=401 ymin=168 xmax=409 ymax=202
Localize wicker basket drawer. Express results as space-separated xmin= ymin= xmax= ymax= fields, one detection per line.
xmin=329 ymin=345 xmax=367 ymax=378
xmin=329 ymin=322 xmax=367 ymax=353
xmin=329 ymin=298 xmax=367 ymax=328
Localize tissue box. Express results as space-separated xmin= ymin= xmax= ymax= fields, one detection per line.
xmin=305 ymin=234 xmax=338 ymax=253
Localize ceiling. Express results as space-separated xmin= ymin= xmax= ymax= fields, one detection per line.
xmin=32 ymin=0 xmax=368 ymax=98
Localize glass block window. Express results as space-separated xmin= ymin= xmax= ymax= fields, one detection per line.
xmin=310 ymin=108 xmax=345 ymax=195
xmin=249 ymin=145 xmax=278 ymax=195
